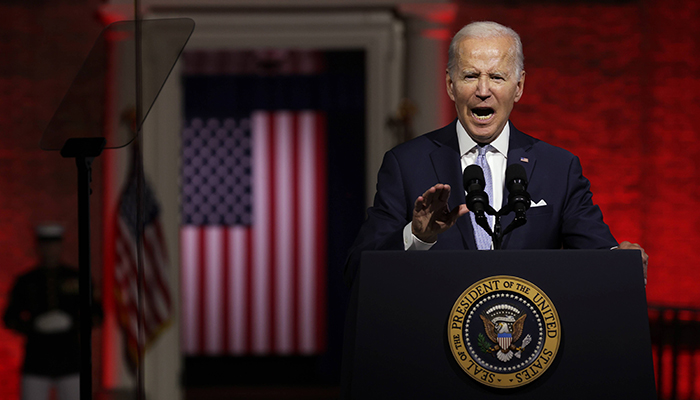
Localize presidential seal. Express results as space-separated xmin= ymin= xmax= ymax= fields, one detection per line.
xmin=447 ymin=276 xmax=561 ymax=388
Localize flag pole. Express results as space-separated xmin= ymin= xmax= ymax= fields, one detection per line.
xmin=132 ymin=0 xmax=146 ymax=398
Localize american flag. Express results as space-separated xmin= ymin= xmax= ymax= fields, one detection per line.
xmin=114 ymin=147 xmax=173 ymax=364
xmin=180 ymin=110 xmax=327 ymax=355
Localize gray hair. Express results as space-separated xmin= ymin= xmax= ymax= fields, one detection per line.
xmin=447 ymin=21 xmax=524 ymax=78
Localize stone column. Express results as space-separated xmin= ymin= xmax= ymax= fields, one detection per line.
xmin=398 ymin=2 xmax=456 ymax=138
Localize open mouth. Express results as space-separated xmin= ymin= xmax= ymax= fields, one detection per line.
xmin=471 ymin=107 xmax=495 ymax=121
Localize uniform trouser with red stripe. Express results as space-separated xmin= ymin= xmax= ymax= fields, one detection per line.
xmin=21 ymin=374 xmax=79 ymax=400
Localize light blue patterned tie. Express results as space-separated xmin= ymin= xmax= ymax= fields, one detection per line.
xmin=470 ymin=144 xmax=494 ymax=250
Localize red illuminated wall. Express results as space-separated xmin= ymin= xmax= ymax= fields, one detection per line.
xmin=0 ymin=2 xmax=103 ymax=398
xmin=452 ymin=0 xmax=700 ymax=307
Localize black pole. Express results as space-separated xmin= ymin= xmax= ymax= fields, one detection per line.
xmin=135 ymin=139 xmax=146 ymax=400
xmin=133 ymin=2 xmax=146 ymax=396
xmin=76 ymin=155 xmax=94 ymax=400
xmin=61 ymin=137 xmax=106 ymax=400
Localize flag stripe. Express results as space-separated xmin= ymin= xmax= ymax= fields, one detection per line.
xmin=229 ymin=227 xmax=247 ymax=353
xmin=181 ymin=226 xmax=199 ymax=354
xmin=198 ymin=228 xmax=206 ymax=353
xmin=299 ymin=111 xmax=316 ymax=352
xmin=291 ymin=113 xmax=300 ymax=353
xmin=315 ymin=112 xmax=328 ymax=352
xmin=114 ymin=228 xmax=140 ymax=338
xmin=142 ymin=231 xmax=168 ymax=324
xmin=274 ymin=112 xmax=294 ymax=354
xmin=222 ymin=227 xmax=230 ymax=353
xmin=150 ymin=223 xmax=173 ymax=309
xmin=179 ymin=229 xmax=186 ymax=353
xmin=245 ymin=228 xmax=253 ymax=354
xmin=205 ymin=227 xmax=224 ymax=354
xmin=117 ymin=218 xmax=158 ymax=338
xmin=252 ymin=111 xmax=271 ymax=354
xmin=268 ymin=113 xmax=278 ymax=354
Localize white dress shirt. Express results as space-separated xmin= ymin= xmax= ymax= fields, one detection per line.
xmin=403 ymin=121 xmax=510 ymax=250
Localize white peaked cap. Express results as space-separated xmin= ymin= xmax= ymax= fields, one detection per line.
xmin=35 ymin=223 xmax=65 ymax=240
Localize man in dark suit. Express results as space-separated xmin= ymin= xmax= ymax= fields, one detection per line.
xmin=345 ymin=21 xmax=647 ymax=286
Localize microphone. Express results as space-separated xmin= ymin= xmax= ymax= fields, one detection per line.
xmin=463 ymin=165 xmax=489 ymax=213
xmin=505 ymin=164 xmax=531 ymax=220
xmin=463 ymin=165 xmax=492 ymax=235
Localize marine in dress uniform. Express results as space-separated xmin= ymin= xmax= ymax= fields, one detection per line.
xmin=3 ymin=224 xmax=101 ymax=400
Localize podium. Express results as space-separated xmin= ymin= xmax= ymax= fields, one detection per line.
xmin=345 ymin=250 xmax=656 ymax=399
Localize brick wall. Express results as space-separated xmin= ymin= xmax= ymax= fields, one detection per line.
xmin=0 ymin=1 xmax=103 ymax=398
xmin=452 ymin=0 xmax=700 ymax=307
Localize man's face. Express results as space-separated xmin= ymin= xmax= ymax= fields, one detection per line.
xmin=37 ymin=240 xmax=62 ymax=267
xmin=446 ymin=35 xmax=525 ymax=144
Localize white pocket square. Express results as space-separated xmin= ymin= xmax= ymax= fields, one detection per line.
xmin=530 ymin=199 xmax=547 ymax=207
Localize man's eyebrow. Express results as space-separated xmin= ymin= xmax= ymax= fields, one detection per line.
xmin=491 ymin=71 xmax=511 ymax=78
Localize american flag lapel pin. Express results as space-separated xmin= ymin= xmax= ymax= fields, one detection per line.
xmin=520 ymin=157 xmax=529 ymax=163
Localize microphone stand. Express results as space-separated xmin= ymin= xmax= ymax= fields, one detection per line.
xmin=473 ymin=204 xmax=506 ymax=250
xmin=493 ymin=212 xmax=503 ymax=250
xmin=483 ymin=204 xmax=527 ymax=250
xmin=466 ymin=164 xmax=531 ymax=250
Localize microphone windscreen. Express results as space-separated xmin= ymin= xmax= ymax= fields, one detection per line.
xmin=506 ymin=164 xmax=528 ymax=190
xmin=463 ymin=164 xmax=485 ymax=192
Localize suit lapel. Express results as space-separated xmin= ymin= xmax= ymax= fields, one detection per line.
xmin=428 ymin=121 xmax=477 ymax=250
xmin=502 ymin=123 xmax=536 ymax=249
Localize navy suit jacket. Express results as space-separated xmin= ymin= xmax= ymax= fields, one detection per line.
xmin=345 ymin=120 xmax=617 ymax=285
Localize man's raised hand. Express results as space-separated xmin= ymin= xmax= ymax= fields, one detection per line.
xmin=411 ymin=183 xmax=469 ymax=243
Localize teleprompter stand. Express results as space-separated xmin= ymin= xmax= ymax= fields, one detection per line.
xmin=60 ymin=138 xmax=106 ymax=400
xmin=40 ymin=19 xmax=194 ymax=399
xmin=344 ymin=250 xmax=656 ymax=399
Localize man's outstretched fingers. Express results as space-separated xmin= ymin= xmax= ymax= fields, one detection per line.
xmin=437 ymin=184 xmax=451 ymax=203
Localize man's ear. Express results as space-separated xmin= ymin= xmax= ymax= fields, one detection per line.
xmin=446 ymin=69 xmax=456 ymax=101
xmin=514 ymin=71 xmax=526 ymax=103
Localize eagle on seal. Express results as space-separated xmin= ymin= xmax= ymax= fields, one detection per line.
xmin=480 ymin=313 xmax=527 ymax=362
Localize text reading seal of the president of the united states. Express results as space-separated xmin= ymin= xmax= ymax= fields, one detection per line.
xmin=448 ymin=275 xmax=561 ymax=388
